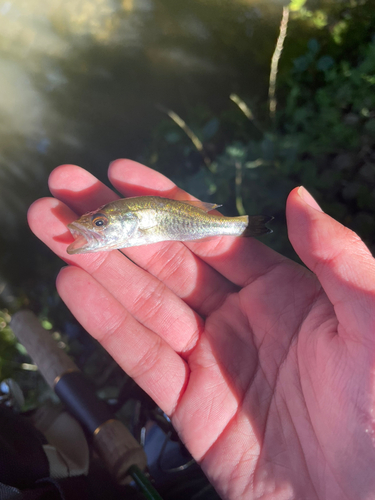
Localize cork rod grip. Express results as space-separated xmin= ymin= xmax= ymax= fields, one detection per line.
xmin=93 ymin=419 xmax=147 ymax=484
xmin=11 ymin=310 xmax=78 ymax=386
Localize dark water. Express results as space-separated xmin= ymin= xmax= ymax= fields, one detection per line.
xmin=0 ymin=0 xmax=289 ymax=303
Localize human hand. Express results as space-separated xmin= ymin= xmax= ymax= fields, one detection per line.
xmin=28 ymin=160 xmax=375 ymax=500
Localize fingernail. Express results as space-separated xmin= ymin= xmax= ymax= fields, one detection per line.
xmin=298 ymin=186 xmax=323 ymax=212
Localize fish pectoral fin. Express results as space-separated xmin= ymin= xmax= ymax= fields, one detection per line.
xmin=179 ymin=200 xmax=222 ymax=212
xmin=138 ymin=221 xmax=158 ymax=230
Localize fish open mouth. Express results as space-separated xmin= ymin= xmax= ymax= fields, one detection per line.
xmin=67 ymin=222 xmax=97 ymax=254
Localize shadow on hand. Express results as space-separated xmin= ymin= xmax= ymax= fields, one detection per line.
xmin=51 ymin=177 xmax=119 ymax=215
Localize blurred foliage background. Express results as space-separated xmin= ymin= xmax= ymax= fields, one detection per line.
xmin=0 ymin=0 xmax=374 ymax=438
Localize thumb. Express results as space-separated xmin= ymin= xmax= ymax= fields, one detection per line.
xmin=286 ymin=186 xmax=375 ymax=340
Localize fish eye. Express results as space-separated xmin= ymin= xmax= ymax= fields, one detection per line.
xmin=91 ymin=214 xmax=109 ymax=227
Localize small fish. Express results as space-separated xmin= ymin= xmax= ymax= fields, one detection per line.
xmin=67 ymin=196 xmax=272 ymax=254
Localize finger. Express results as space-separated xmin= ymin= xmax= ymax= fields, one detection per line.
xmin=108 ymin=159 xmax=186 ymax=199
xmin=49 ymin=164 xmax=119 ymax=212
xmin=27 ymin=197 xmax=203 ymax=355
xmin=109 ymin=159 xmax=287 ymax=286
xmin=286 ymin=186 xmax=375 ymax=342
xmin=56 ymin=265 xmax=188 ymax=415
xmin=48 ymin=163 xmax=238 ymax=316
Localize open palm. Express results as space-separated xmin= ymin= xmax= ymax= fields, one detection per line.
xmin=28 ymin=160 xmax=375 ymax=500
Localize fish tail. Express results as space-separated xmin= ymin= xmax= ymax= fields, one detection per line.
xmin=239 ymin=215 xmax=273 ymax=237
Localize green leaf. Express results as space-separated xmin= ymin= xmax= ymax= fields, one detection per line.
xmin=41 ymin=319 xmax=53 ymax=330
xmin=202 ymin=118 xmax=219 ymax=140
xmin=289 ymin=0 xmax=307 ymax=12
xmin=165 ymin=131 xmax=181 ymax=144
xmin=317 ymin=55 xmax=334 ymax=72
xmin=308 ymin=38 xmax=320 ymax=55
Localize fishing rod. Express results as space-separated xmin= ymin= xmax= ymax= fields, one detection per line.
xmin=11 ymin=310 xmax=163 ymax=500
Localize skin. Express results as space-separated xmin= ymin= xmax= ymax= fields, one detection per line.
xmin=28 ymin=159 xmax=375 ymax=500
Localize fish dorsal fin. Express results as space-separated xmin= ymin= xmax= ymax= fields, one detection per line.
xmin=179 ymin=200 xmax=222 ymax=212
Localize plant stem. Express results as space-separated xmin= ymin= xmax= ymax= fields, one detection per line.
xmin=269 ymin=6 xmax=289 ymax=121
xmin=235 ymin=161 xmax=246 ymax=215
xmin=229 ymin=93 xmax=264 ymax=134
xmin=157 ymin=104 xmax=213 ymax=170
